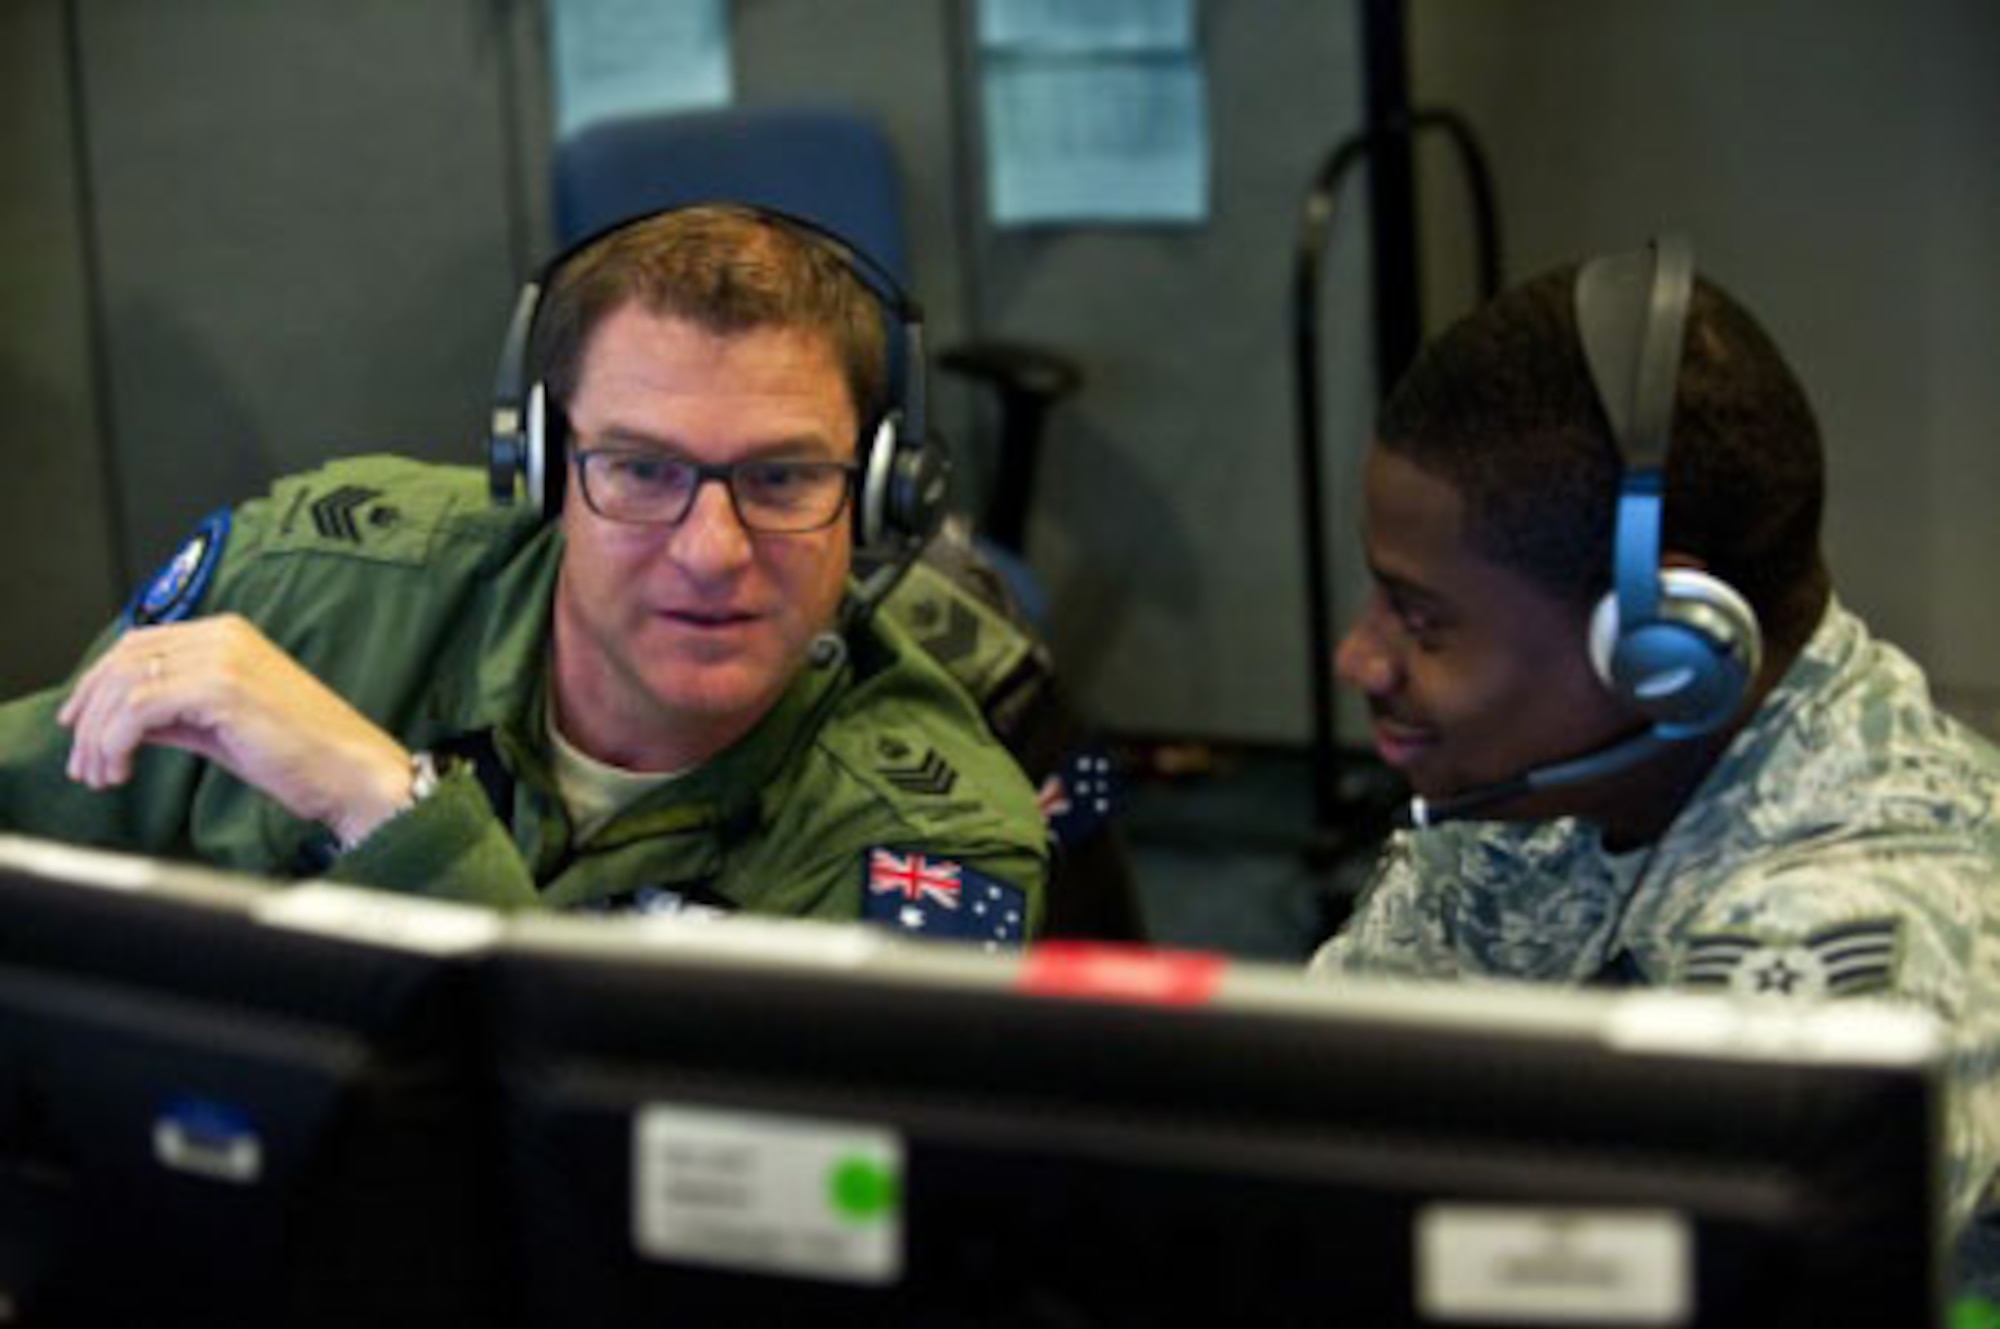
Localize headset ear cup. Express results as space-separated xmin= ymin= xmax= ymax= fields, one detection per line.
xmin=488 ymin=413 xmax=523 ymax=505
xmin=489 ymin=280 xmax=543 ymax=506
xmin=855 ymin=413 xmax=949 ymax=556
xmin=524 ymin=382 xmax=572 ymax=522
xmin=1588 ymin=589 xmax=1623 ymax=692
xmin=857 ymin=415 xmax=897 ymax=554
xmin=889 ymin=430 xmax=950 ymax=546
xmin=1591 ymin=568 xmax=1762 ymax=737
xmin=524 ymin=382 xmax=548 ymax=517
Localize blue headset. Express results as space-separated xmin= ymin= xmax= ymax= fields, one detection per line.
xmin=1402 ymin=234 xmax=1767 ymax=829
xmin=1577 ymin=234 xmax=1762 ymax=738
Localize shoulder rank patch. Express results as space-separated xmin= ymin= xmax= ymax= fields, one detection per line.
xmin=263 ymin=465 xmax=446 ymax=566
xmin=875 ymin=736 xmax=959 ymax=797
xmin=863 ymin=847 xmax=1025 ymax=949
xmin=308 ymin=484 xmax=386 ymax=543
xmin=907 ymin=593 xmax=982 ymax=669
xmin=1680 ymin=917 xmax=1903 ymax=998
xmin=125 ymin=509 xmax=231 ymax=626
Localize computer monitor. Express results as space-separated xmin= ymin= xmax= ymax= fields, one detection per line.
xmin=0 ymin=834 xmax=507 ymax=1328
xmin=484 ymin=914 xmax=1948 ymax=1327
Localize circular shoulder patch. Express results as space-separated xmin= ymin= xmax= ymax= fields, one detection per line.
xmin=126 ymin=509 xmax=232 ymax=626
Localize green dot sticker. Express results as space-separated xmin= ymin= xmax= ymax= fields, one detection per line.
xmin=828 ymin=1154 xmax=901 ymax=1223
xmin=1951 ymin=1295 xmax=2000 ymax=1329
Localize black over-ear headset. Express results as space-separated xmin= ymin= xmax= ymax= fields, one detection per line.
xmin=1403 ymin=234 xmax=1765 ymax=829
xmin=487 ymin=203 xmax=950 ymax=584
xmin=1577 ymin=232 xmax=1762 ymax=738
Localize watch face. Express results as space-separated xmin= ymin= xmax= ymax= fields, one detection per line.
xmin=408 ymin=752 xmax=443 ymax=803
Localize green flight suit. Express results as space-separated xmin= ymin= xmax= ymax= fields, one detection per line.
xmin=0 ymin=456 xmax=1048 ymax=940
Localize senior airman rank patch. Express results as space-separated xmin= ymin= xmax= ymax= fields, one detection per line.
xmin=126 ymin=509 xmax=230 ymax=626
xmin=1680 ymin=917 xmax=1903 ymax=998
xmin=863 ymin=847 xmax=1025 ymax=950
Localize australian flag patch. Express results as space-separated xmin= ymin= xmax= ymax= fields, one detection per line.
xmin=1680 ymin=917 xmax=1903 ymax=998
xmin=862 ymin=847 xmax=1026 ymax=949
xmin=1037 ymin=746 xmax=1119 ymax=847
xmin=126 ymin=509 xmax=231 ymax=627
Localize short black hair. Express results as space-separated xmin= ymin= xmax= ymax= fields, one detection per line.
xmin=1376 ymin=260 xmax=1829 ymax=652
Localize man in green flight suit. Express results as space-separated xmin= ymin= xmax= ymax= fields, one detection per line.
xmin=0 ymin=205 xmax=1048 ymax=946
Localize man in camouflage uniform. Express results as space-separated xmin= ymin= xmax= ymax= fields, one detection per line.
xmin=0 ymin=207 xmax=1047 ymax=944
xmin=1307 ymin=248 xmax=2000 ymax=1274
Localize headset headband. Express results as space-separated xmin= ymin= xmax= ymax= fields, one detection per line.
xmin=1576 ymin=233 xmax=1694 ymax=627
xmin=485 ymin=202 xmax=948 ymax=607
xmin=490 ymin=203 xmax=926 ymax=463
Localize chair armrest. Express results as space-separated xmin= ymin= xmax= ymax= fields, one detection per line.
xmin=936 ymin=339 xmax=1083 ymax=552
xmin=937 ymin=339 xmax=1083 ymax=403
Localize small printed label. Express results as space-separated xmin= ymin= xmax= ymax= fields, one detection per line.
xmin=633 ymin=1104 xmax=904 ymax=1285
xmin=1606 ymin=990 xmax=1940 ymax=1067
xmin=256 ymin=883 xmax=502 ymax=956
xmin=1417 ymin=1204 xmax=1691 ymax=1324
xmin=630 ymin=914 xmax=884 ymax=968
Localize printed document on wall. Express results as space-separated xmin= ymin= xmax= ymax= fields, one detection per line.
xmin=548 ymin=0 xmax=733 ymax=142
xmin=978 ymin=0 xmax=1209 ymax=227
xmin=978 ymin=0 xmax=1194 ymax=54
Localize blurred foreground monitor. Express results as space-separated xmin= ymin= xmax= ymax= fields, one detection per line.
xmin=0 ymin=835 xmax=1948 ymax=1326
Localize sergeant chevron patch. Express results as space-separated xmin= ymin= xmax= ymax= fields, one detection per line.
xmin=875 ymin=738 xmax=959 ymax=796
xmin=911 ymin=596 xmax=981 ymax=667
xmin=1680 ymin=917 xmax=1903 ymax=998
xmin=310 ymin=485 xmax=384 ymax=543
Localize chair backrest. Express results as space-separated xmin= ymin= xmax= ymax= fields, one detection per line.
xmin=552 ymin=104 xmax=910 ymax=282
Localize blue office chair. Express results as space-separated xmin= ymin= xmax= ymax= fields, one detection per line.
xmin=556 ymin=105 xmax=911 ymax=274
xmin=550 ymin=105 xmax=1136 ymax=941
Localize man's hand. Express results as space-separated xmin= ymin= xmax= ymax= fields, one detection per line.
xmin=57 ymin=614 xmax=415 ymax=847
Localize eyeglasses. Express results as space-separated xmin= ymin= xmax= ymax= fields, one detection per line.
xmin=572 ymin=448 xmax=859 ymax=533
